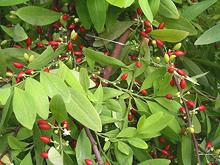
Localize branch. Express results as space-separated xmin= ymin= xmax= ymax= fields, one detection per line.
xmin=85 ymin=128 xmax=104 ymax=165
xmin=103 ymin=29 xmax=132 ymax=80
xmin=173 ymin=75 xmax=202 ymax=165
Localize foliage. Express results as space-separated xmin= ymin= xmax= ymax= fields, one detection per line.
xmin=0 ymin=0 xmax=220 ymax=165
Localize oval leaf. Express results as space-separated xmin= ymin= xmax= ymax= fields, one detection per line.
xmin=159 ymin=0 xmax=179 ymax=19
xmin=0 ymin=0 xmax=29 ymax=6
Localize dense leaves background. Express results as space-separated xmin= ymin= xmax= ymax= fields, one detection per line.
xmin=0 ymin=0 xmax=220 ymax=165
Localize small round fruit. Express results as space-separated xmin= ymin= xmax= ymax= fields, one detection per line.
xmin=121 ymin=73 xmax=128 ymax=81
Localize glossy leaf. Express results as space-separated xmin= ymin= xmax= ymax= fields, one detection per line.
xmin=150 ymin=29 xmax=189 ymax=42
xmin=181 ymin=135 xmax=192 ymax=165
xmin=48 ymin=147 xmax=63 ymax=165
xmin=7 ymin=135 xmax=28 ymax=150
xmin=127 ymin=138 xmax=148 ymax=149
xmin=138 ymin=159 xmax=171 ymax=165
xmin=0 ymin=87 xmax=11 ymax=106
xmin=12 ymin=24 xmax=28 ymax=42
xmin=0 ymin=0 xmax=29 ymax=6
xmin=118 ymin=141 xmax=130 ymax=155
xmin=15 ymin=6 xmax=61 ymax=26
xmin=20 ymin=153 xmax=33 ymax=165
xmin=106 ymin=0 xmax=134 ymax=8
xmin=149 ymin=0 xmax=160 ymax=16
xmin=139 ymin=0 xmax=153 ymax=22
xmin=159 ymin=0 xmax=179 ymax=19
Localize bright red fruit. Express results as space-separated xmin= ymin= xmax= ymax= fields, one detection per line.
xmin=43 ymin=68 xmax=50 ymax=73
xmin=36 ymin=42 xmax=44 ymax=48
xmin=26 ymin=36 xmax=32 ymax=46
xmin=159 ymin=137 xmax=166 ymax=143
xmin=39 ymin=123 xmax=51 ymax=130
xmin=67 ymin=42 xmax=73 ymax=51
xmin=140 ymin=31 xmax=148 ymax=38
xmin=25 ymin=69 xmax=34 ymax=74
xmin=136 ymin=61 xmax=142 ymax=68
xmin=177 ymin=69 xmax=186 ymax=76
xmin=158 ymin=22 xmax=165 ymax=29
xmin=78 ymin=44 xmax=84 ymax=50
xmin=68 ymin=23 xmax=77 ymax=29
xmin=105 ymin=161 xmax=111 ymax=165
xmin=174 ymin=50 xmax=186 ymax=57
xmin=170 ymin=79 xmax=175 ymax=86
xmin=180 ymin=79 xmax=186 ymax=89
xmin=165 ymin=144 xmax=171 ymax=151
xmin=168 ymin=66 xmax=175 ymax=73
xmin=145 ymin=27 xmax=152 ymax=33
xmin=37 ymin=120 xmax=48 ymax=125
xmin=156 ymin=39 xmax=164 ymax=47
xmin=186 ymin=100 xmax=195 ymax=108
xmin=198 ymin=105 xmax=207 ymax=111
xmin=85 ymin=159 xmax=93 ymax=165
xmin=40 ymin=152 xmax=48 ymax=158
xmin=39 ymin=136 xmax=51 ymax=144
xmin=121 ymin=73 xmax=128 ymax=81
xmin=166 ymin=93 xmax=172 ymax=100
xmin=179 ymin=107 xmax=185 ymax=113
xmin=206 ymin=140 xmax=212 ymax=150
xmin=73 ymin=50 xmax=82 ymax=56
xmin=136 ymin=7 xmax=142 ymax=15
xmin=17 ymin=72 xmax=25 ymax=79
xmin=76 ymin=58 xmax=82 ymax=63
xmin=161 ymin=149 xmax=169 ymax=156
xmin=140 ymin=89 xmax=147 ymax=95
xmin=13 ymin=62 xmax=23 ymax=68
xmin=62 ymin=120 xmax=69 ymax=129
xmin=144 ymin=20 xmax=151 ymax=27
xmin=62 ymin=14 xmax=69 ymax=20
xmin=128 ymin=113 xmax=133 ymax=121
xmin=79 ymin=27 xmax=86 ymax=33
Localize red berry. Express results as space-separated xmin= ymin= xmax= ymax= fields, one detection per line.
xmin=121 ymin=73 xmax=128 ymax=81
xmin=39 ymin=123 xmax=51 ymax=130
xmin=39 ymin=136 xmax=51 ymax=144
xmin=37 ymin=120 xmax=48 ymax=125
xmin=170 ymin=79 xmax=175 ymax=86
xmin=40 ymin=152 xmax=48 ymax=159
xmin=168 ymin=155 xmax=175 ymax=160
xmin=159 ymin=137 xmax=166 ymax=143
xmin=48 ymin=40 xmax=60 ymax=47
xmin=161 ymin=149 xmax=169 ymax=156
xmin=62 ymin=120 xmax=69 ymax=129
xmin=136 ymin=61 xmax=142 ymax=68
xmin=13 ymin=62 xmax=23 ymax=68
xmin=16 ymin=77 xmax=21 ymax=83
xmin=79 ymin=27 xmax=86 ymax=33
xmin=36 ymin=26 xmax=43 ymax=34
xmin=104 ymin=51 xmax=110 ymax=56
xmin=186 ymin=100 xmax=195 ymax=108
xmin=177 ymin=69 xmax=186 ymax=76
xmin=158 ymin=22 xmax=165 ymax=29
xmin=26 ymin=36 xmax=32 ymax=46
xmin=180 ymin=79 xmax=186 ymax=89
xmin=165 ymin=93 xmax=172 ymax=100
xmin=174 ymin=50 xmax=186 ymax=57
xmin=85 ymin=159 xmax=93 ymax=165
xmin=68 ymin=23 xmax=77 ymax=29
xmin=36 ymin=42 xmax=44 ymax=48
xmin=140 ymin=31 xmax=148 ymax=38
xmin=167 ymin=51 xmax=173 ymax=56
xmin=156 ymin=39 xmax=164 ymax=47
xmin=145 ymin=27 xmax=152 ymax=33
xmin=105 ymin=161 xmax=111 ymax=165
xmin=76 ymin=58 xmax=82 ymax=63
xmin=62 ymin=14 xmax=69 ymax=20
xmin=198 ymin=105 xmax=206 ymax=111
xmin=140 ymin=89 xmax=147 ymax=95
xmin=207 ymin=162 xmax=213 ymax=165
xmin=67 ymin=42 xmax=73 ymax=51
xmin=179 ymin=107 xmax=185 ymax=113
xmin=78 ymin=44 xmax=84 ymax=50
xmin=14 ymin=44 xmax=23 ymax=48
xmin=144 ymin=20 xmax=151 ymax=27
xmin=128 ymin=113 xmax=133 ymax=121
xmin=165 ymin=144 xmax=171 ymax=151
xmin=43 ymin=68 xmax=50 ymax=73
xmin=17 ymin=72 xmax=25 ymax=79
xmin=59 ymin=55 xmax=68 ymax=61
xmin=73 ymin=50 xmax=82 ymax=56
xmin=206 ymin=140 xmax=212 ymax=150
xmin=136 ymin=7 xmax=142 ymax=15
xmin=168 ymin=66 xmax=175 ymax=73
xmin=25 ymin=69 xmax=34 ymax=74
xmin=130 ymin=55 xmax=137 ymax=60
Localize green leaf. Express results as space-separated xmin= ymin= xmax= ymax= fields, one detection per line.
xmin=76 ymin=129 xmax=92 ymax=165
xmin=83 ymin=47 xmax=126 ymax=68
xmin=15 ymin=6 xmax=61 ymax=26
xmin=87 ymin=0 xmax=107 ymax=33
xmin=195 ymin=24 xmax=220 ymax=45
xmin=20 ymin=153 xmax=33 ymax=165
xmin=139 ymin=0 xmax=153 ymax=22
xmin=134 ymin=98 xmax=151 ymax=114
xmin=66 ymin=89 xmax=102 ymax=132
xmin=50 ymin=95 xmax=68 ymax=124
xmin=114 ymin=143 xmax=133 ymax=164
xmin=117 ymin=127 xmax=137 ymax=138
xmin=127 ymin=138 xmax=148 ymax=149
xmin=12 ymin=24 xmax=28 ymax=42
xmin=16 ymin=127 xmax=33 ymax=140
xmin=192 ymin=115 xmax=201 ymax=134
xmin=159 ymin=0 xmax=179 ymax=19
xmin=154 ymin=98 xmax=181 ymax=113
xmin=79 ymin=68 xmax=90 ymax=92
xmin=138 ymin=159 xmax=171 ymax=165
xmin=94 ymin=84 xmax=103 ymax=104
xmin=0 ymin=25 xmax=13 ymax=37
xmin=149 ymin=0 xmax=160 ymax=16
xmin=0 ymin=0 xmax=29 ymax=6
xmin=28 ymin=45 xmax=65 ymax=69
xmin=118 ymin=141 xmax=130 ymax=155
xmin=215 ymin=93 xmax=220 ymax=110
xmin=13 ymin=88 xmax=36 ymax=129
xmin=162 ymin=17 xmax=197 ymax=35
xmin=0 ymin=87 xmax=11 ymax=105
xmin=181 ymin=135 xmax=192 ymax=165
xmin=7 ymin=135 xmax=28 ymax=150
xmin=25 ymin=78 xmax=49 ymax=119
xmin=93 ymin=21 xmax=134 ymax=47
xmin=150 ymin=29 xmax=189 ymax=42
xmin=182 ymin=0 xmax=217 ymax=21
xmin=48 ymin=147 xmax=63 ymax=165
xmin=75 ymin=0 xmax=92 ymax=29
xmin=105 ymin=99 xmax=122 ymax=112
xmin=103 ymin=87 xmax=124 ymax=101
xmin=106 ymin=0 xmax=134 ymax=8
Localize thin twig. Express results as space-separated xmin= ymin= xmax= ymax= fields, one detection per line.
xmin=85 ymin=128 xmax=104 ymax=165
xmin=173 ymin=75 xmax=202 ymax=165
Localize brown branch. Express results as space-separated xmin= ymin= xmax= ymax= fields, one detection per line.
xmin=85 ymin=128 xmax=104 ymax=165
xmin=103 ymin=29 xmax=132 ymax=80
xmin=173 ymin=75 xmax=202 ymax=165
